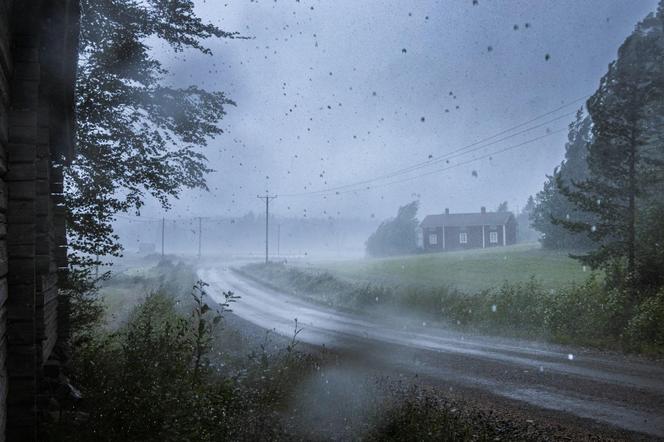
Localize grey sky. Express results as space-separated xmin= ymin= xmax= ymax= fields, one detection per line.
xmin=137 ymin=0 xmax=659 ymax=221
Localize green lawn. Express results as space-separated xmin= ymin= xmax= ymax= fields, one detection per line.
xmin=308 ymin=243 xmax=591 ymax=292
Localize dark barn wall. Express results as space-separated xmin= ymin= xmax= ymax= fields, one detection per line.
xmin=0 ymin=1 xmax=12 ymax=437
xmin=443 ymin=225 xmax=483 ymax=251
xmin=0 ymin=0 xmax=77 ymax=439
xmin=423 ymin=227 xmax=444 ymax=251
xmin=422 ymin=222 xmax=517 ymax=252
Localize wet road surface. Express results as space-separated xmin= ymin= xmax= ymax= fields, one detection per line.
xmin=199 ymin=264 xmax=664 ymax=439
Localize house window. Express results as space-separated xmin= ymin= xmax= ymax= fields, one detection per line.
xmin=429 ymin=233 xmax=438 ymax=245
xmin=489 ymin=231 xmax=498 ymax=243
xmin=459 ymin=232 xmax=468 ymax=244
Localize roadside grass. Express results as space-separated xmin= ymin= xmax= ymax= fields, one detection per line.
xmin=311 ymin=243 xmax=590 ymax=292
xmin=240 ymin=260 xmax=663 ymax=355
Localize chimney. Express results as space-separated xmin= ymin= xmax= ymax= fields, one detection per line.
xmin=445 ymin=208 xmax=450 ymax=215
xmin=481 ymin=206 xmax=486 ymax=214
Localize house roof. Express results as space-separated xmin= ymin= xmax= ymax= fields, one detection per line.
xmin=420 ymin=211 xmax=514 ymax=228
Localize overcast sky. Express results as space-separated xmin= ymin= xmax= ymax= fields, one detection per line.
xmin=135 ymin=0 xmax=659 ymax=222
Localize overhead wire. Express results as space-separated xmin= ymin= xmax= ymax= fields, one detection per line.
xmin=278 ymin=95 xmax=587 ymax=197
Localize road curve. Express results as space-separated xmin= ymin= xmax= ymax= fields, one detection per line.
xmin=199 ymin=265 xmax=664 ymax=439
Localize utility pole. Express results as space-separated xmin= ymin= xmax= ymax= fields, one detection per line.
xmin=257 ymin=194 xmax=277 ymax=263
xmin=197 ymin=217 xmax=202 ymax=259
xmin=161 ymin=217 xmax=165 ymax=257
xmin=277 ymin=223 xmax=281 ymax=257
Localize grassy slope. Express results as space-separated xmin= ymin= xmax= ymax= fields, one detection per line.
xmin=311 ymin=243 xmax=589 ymax=292
xmin=99 ymin=256 xmax=198 ymax=327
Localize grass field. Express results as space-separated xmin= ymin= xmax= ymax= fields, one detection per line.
xmin=307 ymin=243 xmax=590 ymax=292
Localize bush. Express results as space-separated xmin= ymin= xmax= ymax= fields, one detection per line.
xmin=624 ymin=289 xmax=664 ymax=354
xmin=544 ymin=277 xmax=628 ymax=347
xmin=48 ymin=284 xmax=288 ymax=441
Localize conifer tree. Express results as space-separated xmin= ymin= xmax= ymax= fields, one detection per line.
xmin=531 ymin=110 xmax=594 ymax=249
xmin=555 ymin=6 xmax=664 ymax=295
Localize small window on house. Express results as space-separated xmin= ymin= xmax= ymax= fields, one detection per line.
xmin=429 ymin=233 xmax=438 ymax=245
xmin=489 ymin=231 xmax=498 ymax=243
xmin=459 ymin=232 xmax=468 ymax=244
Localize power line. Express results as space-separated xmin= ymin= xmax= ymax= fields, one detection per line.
xmin=282 ymin=111 xmax=575 ymax=198
xmin=331 ymin=127 xmax=569 ymax=196
xmin=278 ymin=96 xmax=587 ymax=197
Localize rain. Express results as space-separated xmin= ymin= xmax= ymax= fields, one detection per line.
xmin=5 ymin=0 xmax=664 ymax=440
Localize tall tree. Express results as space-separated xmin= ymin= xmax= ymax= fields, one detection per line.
xmin=531 ymin=110 xmax=595 ymax=250
xmin=496 ymin=201 xmax=509 ymax=212
xmin=67 ymin=0 xmax=240 ymax=269
xmin=366 ymin=201 xmax=419 ymax=257
xmin=555 ymin=6 xmax=664 ymax=294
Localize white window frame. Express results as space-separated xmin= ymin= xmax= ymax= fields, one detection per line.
xmin=429 ymin=233 xmax=438 ymax=245
xmin=489 ymin=231 xmax=498 ymax=244
xmin=459 ymin=232 xmax=468 ymax=244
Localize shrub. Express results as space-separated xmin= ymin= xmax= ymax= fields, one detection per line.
xmin=48 ymin=283 xmax=289 ymax=441
xmin=624 ymin=289 xmax=664 ymax=354
xmin=544 ymin=276 xmax=628 ymax=347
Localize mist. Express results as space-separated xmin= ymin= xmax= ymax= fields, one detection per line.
xmin=123 ymin=0 xmax=657 ymax=225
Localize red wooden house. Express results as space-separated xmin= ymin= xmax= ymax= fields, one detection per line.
xmin=420 ymin=207 xmax=517 ymax=252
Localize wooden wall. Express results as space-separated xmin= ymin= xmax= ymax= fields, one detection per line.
xmin=0 ymin=0 xmax=78 ymax=439
xmin=0 ymin=1 xmax=12 ymax=438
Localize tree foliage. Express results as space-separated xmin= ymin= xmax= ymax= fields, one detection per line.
xmin=67 ymin=0 xmax=239 ymax=267
xmin=530 ymin=110 xmax=595 ymax=250
xmin=554 ymin=6 xmax=664 ymax=294
xmin=366 ymin=201 xmax=420 ymax=257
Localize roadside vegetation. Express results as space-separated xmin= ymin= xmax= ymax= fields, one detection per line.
xmin=240 ymin=256 xmax=664 ymax=355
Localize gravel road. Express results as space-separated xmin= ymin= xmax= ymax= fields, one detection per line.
xmin=199 ymin=264 xmax=664 ymax=440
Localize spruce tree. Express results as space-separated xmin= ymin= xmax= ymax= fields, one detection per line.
xmin=555 ymin=6 xmax=664 ymax=295
xmin=531 ymin=110 xmax=594 ymax=250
